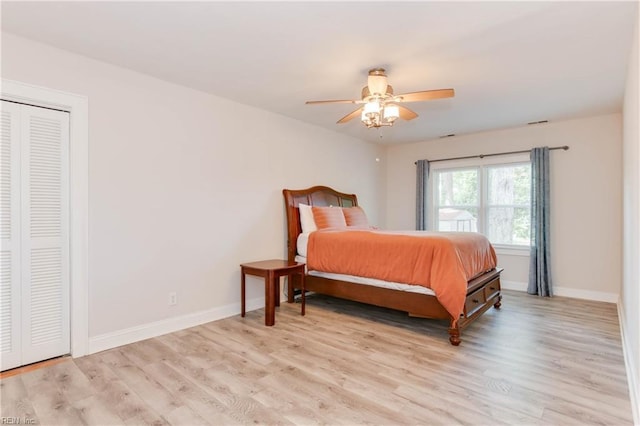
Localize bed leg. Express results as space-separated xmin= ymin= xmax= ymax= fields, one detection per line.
xmin=448 ymin=322 xmax=461 ymax=346
xmin=494 ymin=295 xmax=502 ymax=309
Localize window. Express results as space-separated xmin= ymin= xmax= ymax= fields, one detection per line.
xmin=431 ymin=157 xmax=531 ymax=248
xmin=486 ymin=164 xmax=531 ymax=246
xmin=436 ymin=168 xmax=479 ymax=232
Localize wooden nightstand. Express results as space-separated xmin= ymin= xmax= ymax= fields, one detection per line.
xmin=240 ymin=259 xmax=305 ymax=326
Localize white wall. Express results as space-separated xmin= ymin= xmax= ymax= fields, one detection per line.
xmin=385 ymin=114 xmax=623 ymax=301
xmin=622 ymin=11 xmax=639 ymax=424
xmin=1 ymin=33 xmax=385 ymax=344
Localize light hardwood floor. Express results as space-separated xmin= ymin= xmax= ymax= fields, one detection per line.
xmin=0 ymin=290 xmax=633 ymax=425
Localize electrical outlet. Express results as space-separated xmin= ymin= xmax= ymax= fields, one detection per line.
xmin=169 ymin=292 xmax=177 ymax=306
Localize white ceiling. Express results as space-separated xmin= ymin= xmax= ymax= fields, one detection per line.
xmin=1 ymin=1 xmax=637 ymax=144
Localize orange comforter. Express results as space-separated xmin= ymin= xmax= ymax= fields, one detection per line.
xmin=307 ymin=229 xmax=497 ymax=321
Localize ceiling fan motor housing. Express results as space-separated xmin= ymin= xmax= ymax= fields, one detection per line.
xmin=367 ymin=68 xmax=389 ymax=97
xmin=361 ymin=85 xmax=394 ymax=101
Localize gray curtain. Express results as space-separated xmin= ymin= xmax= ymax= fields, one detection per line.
xmin=528 ymin=147 xmax=552 ymax=296
xmin=416 ymin=159 xmax=429 ymax=230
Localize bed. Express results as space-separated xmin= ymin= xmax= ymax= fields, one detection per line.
xmin=282 ymin=185 xmax=503 ymax=345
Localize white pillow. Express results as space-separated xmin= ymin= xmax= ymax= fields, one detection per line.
xmin=297 ymin=232 xmax=310 ymax=257
xmin=298 ymin=203 xmax=317 ymax=233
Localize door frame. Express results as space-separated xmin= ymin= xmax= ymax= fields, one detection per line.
xmin=2 ymin=79 xmax=89 ymax=358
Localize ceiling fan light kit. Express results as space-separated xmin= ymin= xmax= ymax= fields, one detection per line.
xmin=306 ymin=68 xmax=454 ymax=129
xmin=361 ymin=100 xmax=399 ymax=128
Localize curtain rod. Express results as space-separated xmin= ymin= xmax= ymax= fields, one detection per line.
xmin=415 ymin=145 xmax=569 ymax=165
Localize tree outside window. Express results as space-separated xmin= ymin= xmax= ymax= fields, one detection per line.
xmin=433 ymin=162 xmax=531 ymax=247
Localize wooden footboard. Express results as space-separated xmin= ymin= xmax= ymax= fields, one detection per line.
xmin=448 ymin=268 xmax=503 ymax=345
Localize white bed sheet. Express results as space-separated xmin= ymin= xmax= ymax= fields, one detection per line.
xmin=295 ymin=254 xmax=436 ymax=296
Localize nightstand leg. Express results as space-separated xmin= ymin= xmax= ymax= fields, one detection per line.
xmin=300 ymin=271 xmax=305 ymax=316
xmin=275 ymin=276 xmax=280 ymax=307
xmin=287 ymin=276 xmax=295 ymax=303
xmin=241 ymin=271 xmax=246 ymax=317
xmin=265 ymin=271 xmax=275 ymax=326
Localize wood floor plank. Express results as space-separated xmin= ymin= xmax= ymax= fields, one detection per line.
xmin=0 ymin=290 xmax=633 ymax=425
xmin=142 ymin=361 xmax=239 ymax=426
xmin=19 ymin=363 xmax=86 ymax=425
xmin=123 ymin=410 xmax=169 ymax=426
xmin=72 ymin=394 xmax=126 ymax=425
xmin=98 ymin=349 xmax=185 ymax=419
xmin=0 ymin=375 xmax=38 ymax=423
xmin=74 ymin=354 xmax=165 ymax=423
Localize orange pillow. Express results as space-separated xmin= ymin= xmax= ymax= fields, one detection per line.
xmin=312 ymin=206 xmax=347 ymax=229
xmin=343 ymin=206 xmax=369 ymax=228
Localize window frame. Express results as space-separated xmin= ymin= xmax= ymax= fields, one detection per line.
xmin=429 ymin=153 xmax=531 ymax=256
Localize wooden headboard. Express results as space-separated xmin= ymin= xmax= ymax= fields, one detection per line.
xmin=282 ymin=186 xmax=358 ymax=262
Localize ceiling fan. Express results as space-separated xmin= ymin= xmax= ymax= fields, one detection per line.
xmin=306 ymin=68 xmax=454 ymax=128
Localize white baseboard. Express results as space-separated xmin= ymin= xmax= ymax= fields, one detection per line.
xmin=618 ymin=301 xmax=640 ymax=426
xmin=500 ymin=280 xmax=619 ymax=303
xmin=88 ymin=296 xmax=266 ymax=355
xmin=500 ymin=280 xmax=528 ymax=292
xmin=554 ymin=286 xmax=619 ymax=303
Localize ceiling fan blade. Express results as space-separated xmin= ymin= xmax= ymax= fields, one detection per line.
xmin=337 ymin=107 xmax=363 ymax=124
xmin=398 ymin=105 xmax=418 ymax=121
xmin=397 ymin=88 xmax=455 ymax=103
xmin=306 ymin=99 xmax=358 ymax=105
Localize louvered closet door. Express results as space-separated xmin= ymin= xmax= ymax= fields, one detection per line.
xmin=1 ymin=102 xmax=22 ymax=370
xmin=0 ymin=101 xmax=70 ymax=371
